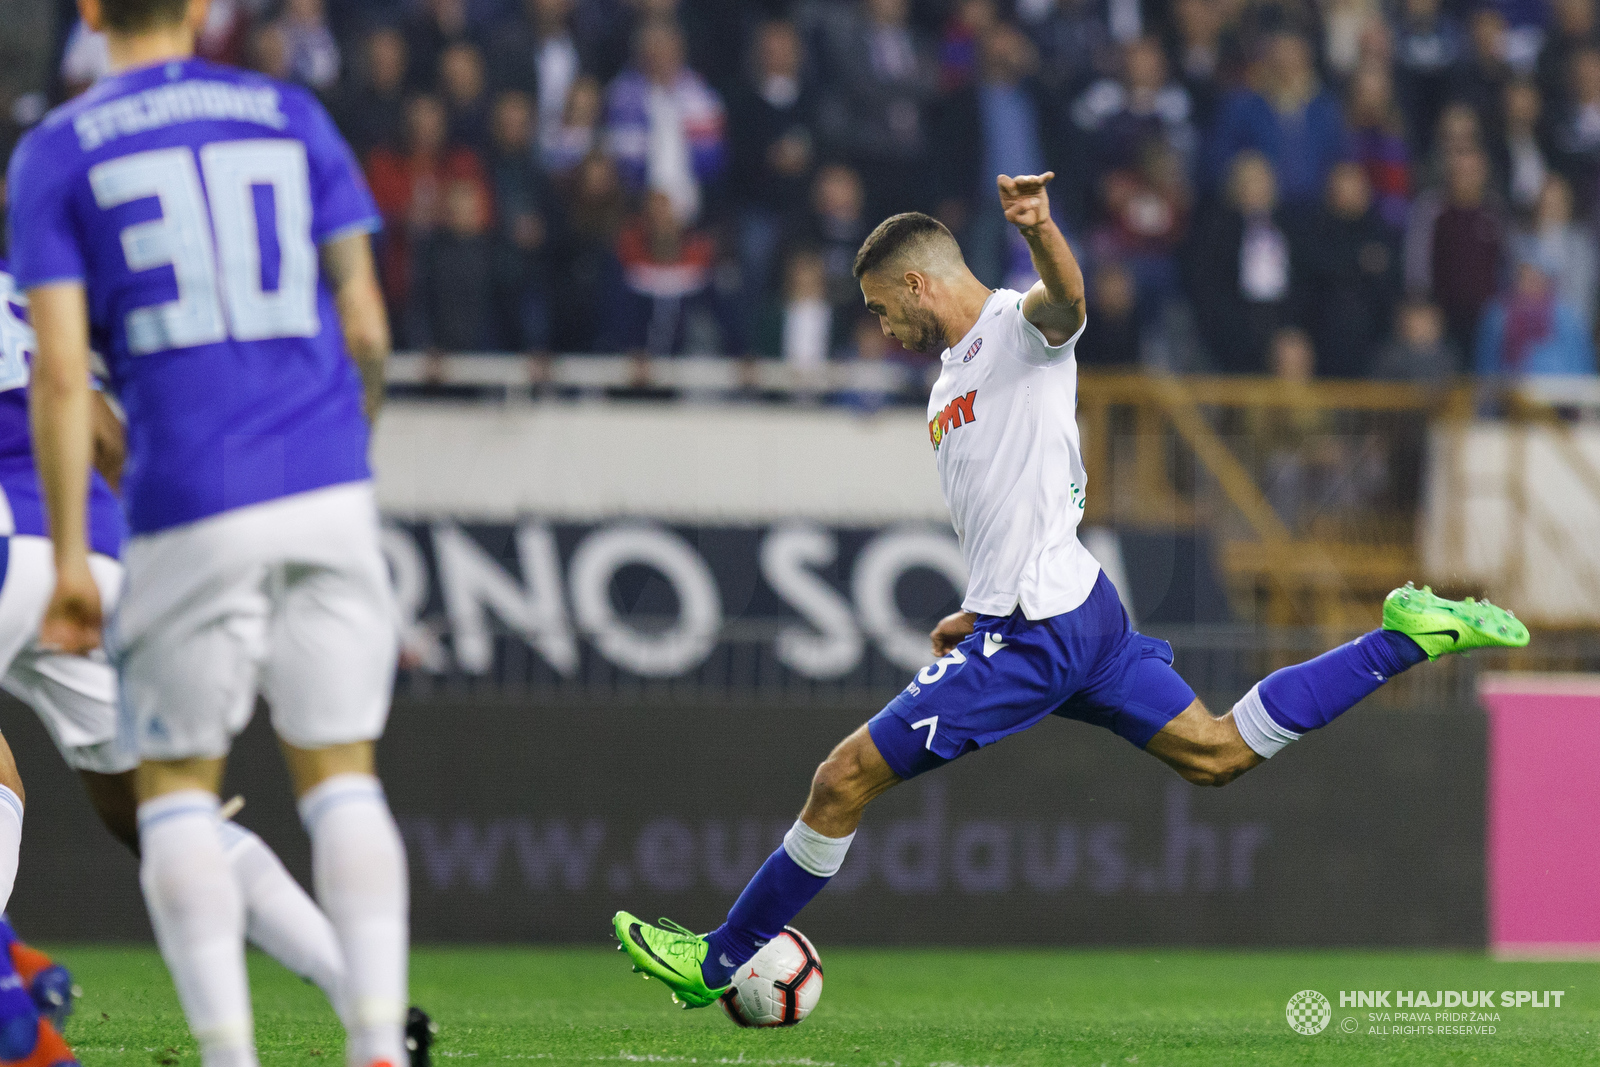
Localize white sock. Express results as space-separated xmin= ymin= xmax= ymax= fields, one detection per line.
xmin=220 ymin=821 xmax=346 ymax=1015
xmin=138 ymin=791 xmax=256 ymax=1067
xmin=299 ymin=775 xmax=408 ymax=1067
xmin=0 ymin=784 xmax=23 ymax=914
xmin=1230 ymin=683 xmax=1303 ymax=759
xmin=783 ymin=819 xmax=856 ymax=877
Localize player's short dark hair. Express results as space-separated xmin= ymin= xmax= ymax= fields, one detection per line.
xmin=852 ymin=212 xmax=959 ymax=279
xmin=99 ymin=0 xmax=190 ymax=34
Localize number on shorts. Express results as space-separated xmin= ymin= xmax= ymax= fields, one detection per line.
xmin=0 ymin=273 xmax=31 ymax=392
xmin=917 ymin=647 xmax=966 ymax=685
xmin=90 ymin=140 xmax=319 ymax=355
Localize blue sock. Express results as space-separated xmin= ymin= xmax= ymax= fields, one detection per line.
xmin=702 ymin=846 xmax=830 ymax=988
xmin=1258 ymin=629 xmax=1427 ymax=733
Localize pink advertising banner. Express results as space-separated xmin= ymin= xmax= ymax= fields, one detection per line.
xmin=1481 ymin=673 xmax=1600 ymax=957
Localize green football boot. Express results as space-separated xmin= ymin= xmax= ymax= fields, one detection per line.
xmin=1383 ymin=582 xmax=1530 ymax=660
xmin=612 ymin=911 xmax=730 ymax=1008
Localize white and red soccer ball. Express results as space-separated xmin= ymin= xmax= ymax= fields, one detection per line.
xmin=719 ymin=927 xmax=823 ymax=1027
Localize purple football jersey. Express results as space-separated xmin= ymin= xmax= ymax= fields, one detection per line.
xmin=6 ymin=59 xmax=380 ymax=535
xmin=0 ymin=263 xmax=125 ymax=558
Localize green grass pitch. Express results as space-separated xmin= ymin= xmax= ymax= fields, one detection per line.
xmin=56 ymin=945 xmax=1600 ymax=1066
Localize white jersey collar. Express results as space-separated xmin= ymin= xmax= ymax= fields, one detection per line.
xmin=940 ymin=290 xmax=1005 ymax=363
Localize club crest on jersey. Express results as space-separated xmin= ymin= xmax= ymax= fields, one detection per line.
xmin=929 ymin=389 xmax=978 ymax=451
xmin=962 ymin=337 xmax=983 ymax=362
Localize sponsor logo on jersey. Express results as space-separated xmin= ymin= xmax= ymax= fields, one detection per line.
xmin=962 ymin=337 xmax=983 ymax=362
xmin=929 ymin=389 xmax=978 ymax=451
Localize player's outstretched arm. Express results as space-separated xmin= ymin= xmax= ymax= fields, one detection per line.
xmin=26 ymin=282 xmax=102 ymax=653
xmin=322 ymin=231 xmax=390 ymax=424
xmin=997 ymin=172 xmax=1085 ymax=347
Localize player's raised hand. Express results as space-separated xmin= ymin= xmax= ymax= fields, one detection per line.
xmin=997 ymin=172 xmax=1055 ymax=232
xmin=930 ymin=611 xmax=978 ymax=658
xmin=38 ymin=560 xmax=102 ymax=655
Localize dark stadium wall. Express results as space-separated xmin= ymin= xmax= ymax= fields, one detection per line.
xmin=5 ymin=692 xmax=1485 ymax=947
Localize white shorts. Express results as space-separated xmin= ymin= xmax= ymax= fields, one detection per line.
xmin=112 ymin=481 xmax=398 ymax=761
xmin=0 ymin=536 xmax=136 ymax=775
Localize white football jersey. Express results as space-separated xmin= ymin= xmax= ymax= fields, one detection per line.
xmin=926 ymin=288 xmax=1101 ymax=619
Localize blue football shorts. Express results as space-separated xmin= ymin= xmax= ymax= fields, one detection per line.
xmin=867 ymin=571 xmax=1197 ymax=780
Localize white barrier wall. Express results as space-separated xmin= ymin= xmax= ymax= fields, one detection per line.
xmin=373 ymin=402 xmax=947 ymax=523
xmin=1421 ymin=422 xmax=1600 ymax=625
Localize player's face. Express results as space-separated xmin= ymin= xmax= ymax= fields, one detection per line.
xmin=861 ymin=272 xmax=943 ymax=354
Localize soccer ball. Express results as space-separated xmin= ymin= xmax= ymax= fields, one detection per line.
xmin=718 ymin=927 xmax=823 ymax=1027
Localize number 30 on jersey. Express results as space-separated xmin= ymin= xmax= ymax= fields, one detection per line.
xmin=90 ymin=140 xmax=319 ymax=355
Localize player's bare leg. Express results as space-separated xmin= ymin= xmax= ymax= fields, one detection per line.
xmin=1143 ymin=701 xmax=1263 ymax=787
xmin=282 ymin=740 xmax=409 ymax=1067
xmin=795 ymin=726 xmax=902 ymax=837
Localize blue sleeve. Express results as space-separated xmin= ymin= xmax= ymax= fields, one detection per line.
xmin=5 ymin=129 xmax=87 ymax=290
xmin=297 ymin=89 xmax=380 ymax=244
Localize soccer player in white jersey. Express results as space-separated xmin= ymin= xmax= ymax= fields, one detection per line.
xmin=10 ymin=1 xmax=410 ymax=1065
xmin=614 ymin=172 xmax=1530 ymax=1008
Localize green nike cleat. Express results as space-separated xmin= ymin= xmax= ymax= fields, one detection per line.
xmin=612 ymin=911 xmax=730 ymax=1009
xmin=1383 ymin=582 xmax=1530 ymax=660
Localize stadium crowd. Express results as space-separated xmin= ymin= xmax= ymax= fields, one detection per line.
xmin=16 ymin=0 xmax=1600 ymax=381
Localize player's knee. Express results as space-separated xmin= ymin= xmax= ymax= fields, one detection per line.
xmin=1179 ymin=747 xmax=1254 ymax=788
xmin=808 ymin=752 xmax=870 ymax=814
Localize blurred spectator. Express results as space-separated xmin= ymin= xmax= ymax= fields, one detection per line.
xmin=1476 ymin=260 xmax=1598 ymax=374
xmin=1553 ymin=47 xmax=1600 ymax=208
xmin=604 ymin=19 xmax=727 ymax=223
xmin=332 ymin=27 xmax=409 ymax=158
xmin=1323 ymin=0 xmax=1382 ymax=81
xmin=1345 ymin=64 xmax=1413 ymax=227
xmin=1448 ymin=9 xmax=1514 ymax=137
xmin=487 ymin=91 xmax=553 ymax=353
xmin=1204 ymin=33 xmax=1347 ymax=211
xmin=836 ymin=313 xmax=903 ymax=414
xmin=1025 ymin=0 xmax=1116 ymax=97
xmin=549 ymin=152 xmax=627 ymax=352
xmin=406 ymin=0 xmax=473 ymax=92
xmin=815 ymin=0 xmax=938 ymax=217
xmin=366 ymin=95 xmax=492 ymax=331
xmin=1394 ymin=0 xmax=1464 ymax=155
xmin=1513 ymin=175 xmax=1598 ymax=327
xmin=1168 ymin=0 xmax=1227 ymax=127
xmin=1372 ymin=297 xmax=1462 ymax=380
xmin=792 ymin=163 xmax=871 ymax=314
xmin=611 ymin=189 xmax=739 ymax=356
xmin=939 ymin=0 xmax=1001 ymax=93
xmin=277 ymin=0 xmax=341 ymax=93
xmin=1072 ymin=36 xmax=1195 ymax=217
xmin=1538 ymin=0 xmax=1600 ymax=104
xmin=1497 ymin=79 xmax=1551 ymax=211
xmin=440 ymin=42 xmax=492 ymax=152
xmin=1299 ymin=161 xmax=1401 ymax=377
xmin=488 ymin=0 xmax=582 ymax=134
xmin=1089 ymin=141 xmax=1191 ymax=314
xmin=1077 ymin=262 xmax=1141 ymax=366
xmin=943 ymin=23 xmax=1050 ymax=284
xmin=1408 ymin=147 xmax=1504 ymax=353
xmin=543 ymin=74 xmax=604 ymax=176
xmin=754 ymin=248 xmax=837 ymax=368
xmin=1188 ymin=151 xmax=1296 ymax=372
xmin=196 ymin=0 xmax=253 ymax=67
xmin=249 ymin=23 xmax=294 ymax=82
xmin=728 ymin=20 xmax=817 ymax=313
xmin=409 ymin=178 xmax=495 ymax=352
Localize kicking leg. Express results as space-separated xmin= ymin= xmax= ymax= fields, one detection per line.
xmin=615 ymin=725 xmax=900 ymax=1007
xmin=1145 ymin=699 xmax=1262 ymax=787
